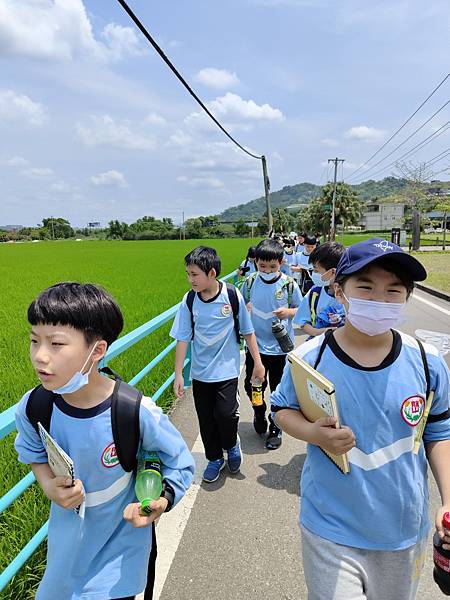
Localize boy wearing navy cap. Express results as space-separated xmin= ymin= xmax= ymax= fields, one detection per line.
xmin=271 ymin=238 xmax=450 ymax=600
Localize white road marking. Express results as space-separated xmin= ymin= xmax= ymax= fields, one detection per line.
xmin=413 ymin=293 xmax=450 ymax=317
xmin=150 ymin=438 xmax=207 ymax=600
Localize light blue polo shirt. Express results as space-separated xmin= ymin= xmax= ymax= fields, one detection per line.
xmin=294 ymin=286 xmax=345 ymax=328
xmin=15 ymin=389 xmax=195 ymax=600
xmin=270 ymin=330 xmax=450 ymax=551
xmin=281 ymin=251 xmax=296 ymax=276
xmin=170 ymin=282 xmax=254 ymax=382
xmin=241 ymin=273 xmax=302 ymax=355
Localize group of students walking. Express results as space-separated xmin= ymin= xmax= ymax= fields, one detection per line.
xmin=13 ymin=235 xmax=450 ymax=599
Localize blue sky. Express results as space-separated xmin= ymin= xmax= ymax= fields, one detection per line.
xmin=1 ymin=0 xmax=449 ymax=227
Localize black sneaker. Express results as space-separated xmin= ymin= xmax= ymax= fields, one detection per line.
xmin=253 ymin=406 xmax=268 ymax=435
xmin=266 ymin=422 xmax=282 ymax=449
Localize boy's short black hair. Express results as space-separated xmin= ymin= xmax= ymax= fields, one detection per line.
xmin=247 ymin=246 xmax=256 ymax=259
xmin=185 ymin=246 xmax=221 ymax=277
xmin=334 ymin=256 xmax=415 ymax=298
xmin=303 ymin=235 xmax=317 ymax=246
xmin=28 ymin=283 xmax=124 ymax=347
xmin=254 ymin=238 xmax=284 ymax=263
xmin=309 ymin=242 xmax=345 ymax=270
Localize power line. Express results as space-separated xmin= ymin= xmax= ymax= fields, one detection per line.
xmin=116 ymin=0 xmax=262 ymax=161
xmin=350 ymin=121 xmax=450 ymax=182
xmin=347 ymin=72 xmax=450 ymax=180
xmin=348 ymin=98 xmax=450 ymax=182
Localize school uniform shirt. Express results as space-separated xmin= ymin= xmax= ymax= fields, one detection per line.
xmin=294 ymin=286 xmax=345 ymax=328
xmin=241 ymin=273 xmax=302 ymax=356
xmin=170 ymin=282 xmax=254 ymax=382
xmin=270 ymin=330 xmax=450 ymax=551
xmin=15 ymin=391 xmax=195 ymax=600
xmin=281 ymin=251 xmax=296 ymax=276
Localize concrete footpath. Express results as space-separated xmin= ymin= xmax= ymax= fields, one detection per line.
xmin=146 ymin=289 xmax=450 ymax=600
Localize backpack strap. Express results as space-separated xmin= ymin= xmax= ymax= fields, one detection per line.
xmin=308 ymin=286 xmax=321 ymax=327
xmin=110 ymin=379 xmax=143 ymax=473
xmin=226 ymin=283 xmax=241 ymax=344
xmin=243 ymin=272 xmax=258 ymax=303
xmin=186 ymin=289 xmax=196 ymax=339
xmin=284 ymin=276 xmax=295 ymax=307
xmin=25 ymin=385 xmax=54 ymax=435
xmin=313 ymin=330 xmax=334 ymax=370
xmin=416 ymin=339 xmax=430 ymax=400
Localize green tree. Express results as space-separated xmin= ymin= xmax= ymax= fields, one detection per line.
xmin=273 ymin=208 xmax=294 ymax=234
xmin=300 ymin=183 xmax=362 ymax=236
xmin=107 ymin=220 xmax=129 ymax=239
xmin=435 ymin=202 xmax=450 ymax=250
xmin=42 ymin=217 xmax=74 ymax=239
xmin=234 ymin=218 xmax=251 ymax=237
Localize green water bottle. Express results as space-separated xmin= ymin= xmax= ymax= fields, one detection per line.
xmin=135 ymin=451 xmax=163 ymax=515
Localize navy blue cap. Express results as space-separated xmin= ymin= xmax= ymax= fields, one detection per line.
xmin=336 ymin=237 xmax=427 ymax=281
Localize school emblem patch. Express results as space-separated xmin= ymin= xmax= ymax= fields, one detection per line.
xmin=400 ymin=395 xmax=425 ymax=427
xmin=275 ymin=289 xmax=285 ymax=300
xmin=101 ymin=442 xmax=119 ymax=468
xmin=221 ymin=304 xmax=232 ymax=317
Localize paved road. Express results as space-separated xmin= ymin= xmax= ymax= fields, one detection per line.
xmin=149 ymin=289 xmax=449 ymax=600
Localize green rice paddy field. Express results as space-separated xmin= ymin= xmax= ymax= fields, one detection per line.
xmin=0 ymin=238 xmax=250 ymax=599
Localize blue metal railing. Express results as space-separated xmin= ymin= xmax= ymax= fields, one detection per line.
xmin=0 ymin=270 xmax=237 ymax=591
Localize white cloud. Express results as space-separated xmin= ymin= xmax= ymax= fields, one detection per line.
xmin=0 ymin=155 xmax=30 ymax=167
xmin=195 ymin=68 xmax=240 ymax=90
xmin=0 ymin=89 xmax=46 ymax=126
xmin=145 ymin=112 xmax=167 ymax=127
xmin=23 ymin=167 xmax=54 ymax=179
xmin=322 ymin=138 xmax=339 ymax=147
xmin=208 ymin=93 xmax=284 ymax=121
xmin=0 ymin=0 xmax=142 ymax=62
xmin=51 ymin=181 xmax=73 ymax=193
xmin=76 ymin=115 xmax=156 ymax=150
xmin=91 ymin=170 xmax=127 ymax=187
xmin=100 ymin=23 xmax=142 ymax=61
xmin=167 ymin=130 xmax=192 ymax=147
xmin=345 ymin=126 xmax=386 ymax=140
xmin=177 ymin=175 xmax=225 ymax=189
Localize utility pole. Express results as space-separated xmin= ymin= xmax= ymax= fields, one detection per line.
xmin=182 ymin=211 xmax=185 ymax=240
xmin=261 ymin=155 xmax=273 ymax=236
xmin=251 ymin=213 xmax=254 ymax=239
xmin=328 ymin=157 xmax=345 ymax=241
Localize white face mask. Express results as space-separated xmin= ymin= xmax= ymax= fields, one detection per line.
xmin=258 ymin=271 xmax=279 ymax=282
xmin=311 ymin=269 xmax=333 ymax=288
xmin=343 ymin=294 xmax=405 ymax=336
xmin=53 ymin=343 xmax=98 ymax=395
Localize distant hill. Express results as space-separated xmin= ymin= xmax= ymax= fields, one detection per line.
xmin=219 ymin=177 xmax=411 ymax=221
xmin=0 ymin=224 xmax=23 ymax=230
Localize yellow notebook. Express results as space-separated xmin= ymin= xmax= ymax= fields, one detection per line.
xmin=288 ymin=352 xmax=350 ymax=474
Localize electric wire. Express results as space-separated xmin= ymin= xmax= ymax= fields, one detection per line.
xmin=346 ymin=72 xmax=450 ymax=180
xmin=116 ymin=0 xmax=262 ymax=160
xmin=350 ymin=121 xmax=450 ymax=182
xmin=348 ymin=98 xmax=450 ymax=183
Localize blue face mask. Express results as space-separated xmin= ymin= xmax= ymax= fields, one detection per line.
xmin=53 ymin=343 xmax=98 ymax=395
xmin=311 ymin=272 xmax=326 ymax=287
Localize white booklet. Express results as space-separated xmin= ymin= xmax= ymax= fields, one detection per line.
xmin=38 ymin=422 xmax=84 ymax=517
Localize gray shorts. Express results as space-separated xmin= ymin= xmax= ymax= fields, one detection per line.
xmin=301 ymin=525 xmax=428 ymax=600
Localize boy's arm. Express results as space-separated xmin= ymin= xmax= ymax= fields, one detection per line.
xmin=422 ymin=351 xmax=450 ymax=547
xmin=302 ymin=323 xmax=336 ymax=337
xmin=271 ymin=363 xmax=355 ymax=455
xmin=243 ymin=333 xmax=265 ymax=381
xmin=32 ymin=462 xmax=85 ymax=510
xmin=426 ymin=440 xmax=450 ymax=549
xmin=174 ymin=341 xmax=189 ymax=398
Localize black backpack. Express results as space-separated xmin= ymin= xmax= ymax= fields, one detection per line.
xmin=186 ymin=282 xmax=241 ymax=344
xmin=25 ymin=367 xmax=142 ymax=472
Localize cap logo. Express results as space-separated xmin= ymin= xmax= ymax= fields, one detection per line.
xmin=374 ymin=240 xmax=393 ymax=252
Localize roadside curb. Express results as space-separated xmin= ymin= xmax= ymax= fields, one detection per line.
xmin=415 ymin=283 xmax=450 ymax=303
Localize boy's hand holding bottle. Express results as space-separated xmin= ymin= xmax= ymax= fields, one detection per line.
xmin=435 ymin=505 xmax=450 ymax=550
xmin=123 ymin=497 xmax=169 ymax=528
xmin=311 ymin=417 xmax=356 ymax=456
xmin=251 ymin=360 xmax=265 ymax=384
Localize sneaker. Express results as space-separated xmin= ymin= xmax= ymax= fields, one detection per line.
xmin=227 ymin=438 xmax=242 ymax=474
xmin=253 ymin=405 xmax=268 ymax=435
xmin=266 ymin=422 xmax=282 ymax=450
xmin=202 ymin=458 xmax=225 ymax=483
